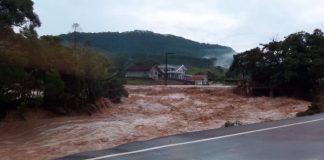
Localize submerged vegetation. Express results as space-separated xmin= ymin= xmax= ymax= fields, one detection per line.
xmin=0 ymin=0 xmax=127 ymax=118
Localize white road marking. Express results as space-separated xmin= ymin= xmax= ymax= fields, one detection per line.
xmin=85 ymin=117 xmax=324 ymax=160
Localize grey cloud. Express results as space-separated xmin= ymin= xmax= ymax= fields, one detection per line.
xmin=34 ymin=0 xmax=324 ymax=52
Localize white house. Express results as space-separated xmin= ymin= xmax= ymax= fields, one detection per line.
xmin=126 ymin=65 xmax=161 ymax=80
xmin=158 ymin=65 xmax=187 ymax=80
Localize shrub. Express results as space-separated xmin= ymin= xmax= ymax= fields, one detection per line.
xmin=223 ymin=120 xmax=243 ymax=128
xmin=44 ymin=71 xmax=65 ymax=101
xmin=0 ymin=0 xmax=128 ymax=119
xmin=296 ymin=103 xmax=321 ymax=117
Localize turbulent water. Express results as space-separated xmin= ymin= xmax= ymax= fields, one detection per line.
xmin=0 ymin=85 xmax=309 ymax=160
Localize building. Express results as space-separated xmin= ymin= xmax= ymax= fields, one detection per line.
xmin=185 ymin=75 xmax=208 ymax=85
xmin=125 ymin=65 xmax=161 ymax=80
xmin=158 ymin=65 xmax=187 ymax=80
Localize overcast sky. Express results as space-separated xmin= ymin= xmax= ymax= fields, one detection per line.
xmin=34 ymin=0 xmax=324 ymax=52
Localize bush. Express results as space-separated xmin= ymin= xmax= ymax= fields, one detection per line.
xmin=103 ymin=72 xmax=128 ymax=103
xmin=223 ymin=120 xmax=243 ymax=128
xmin=44 ymin=71 xmax=65 ymax=101
xmin=296 ymin=103 xmax=321 ymax=117
xmin=0 ymin=1 xmax=128 ymax=119
xmin=227 ymin=29 xmax=324 ymax=100
xmin=0 ymin=34 xmax=128 ymax=118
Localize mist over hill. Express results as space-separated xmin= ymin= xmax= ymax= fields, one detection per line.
xmin=60 ymin=30 xmax=236 ymax=68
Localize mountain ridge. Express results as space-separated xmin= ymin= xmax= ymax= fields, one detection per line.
xmin=59 ymin=30 xmax=236 ymax=68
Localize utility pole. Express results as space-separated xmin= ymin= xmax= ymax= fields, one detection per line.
xmin=165 ymin=52 xmax=175 ymax=85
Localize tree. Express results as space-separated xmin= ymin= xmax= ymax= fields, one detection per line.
xmin=0 ymin=1 xmax=128 ymax=118
xmin=227 ymin=29 xmax=324 ymax=99
xmin=71 ymin=23 xmax=81 ymax=49
xmin=0 ymin=0 xmax=40 ymax=30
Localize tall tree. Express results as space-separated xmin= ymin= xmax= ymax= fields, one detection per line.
xmin=71 ymin=23 xmax=81 ymax=49
xmin=228 ymin=29 xmax=324 ymax=98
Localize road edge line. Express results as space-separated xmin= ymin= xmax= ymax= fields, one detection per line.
xmin=85 ymin=117 xmax=324 ymax=160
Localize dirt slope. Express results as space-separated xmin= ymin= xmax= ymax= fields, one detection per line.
xmin=0 ymin=85 xmax=309 ymax=160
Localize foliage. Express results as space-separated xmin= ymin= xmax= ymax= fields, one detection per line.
xmin=60 ymin=30 xmax=236 ymax=68
xmin=0 ymin=0 xmax=40 ymax=30
xmin=187 ymin=66 xmax=226 ymax=82
xmin=296 ymin=103 xmax=321 ymax=117
xmin=187 ymin=66 xmax=210 ymax=75
xmin=0 ymin=1 xmax=128 ymax=118
xmin=44 ymin=71 xmax=65 ymax=102
xmin=102 ymin=71 xmax=128 ymax=103
xmin=227 ymin=29 xmax=324 ymax=97
xmin=0 ymin=31 xmax=128 ymax=116
xmin=223 ymin=121 xmax=243 ymax=128
xmin=0 ymin=65 xmax=28 ymax=108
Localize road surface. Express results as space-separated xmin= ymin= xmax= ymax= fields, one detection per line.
xmin=58 ymin=113 xmax=324 ymax=160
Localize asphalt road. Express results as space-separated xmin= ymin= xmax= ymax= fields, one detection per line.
xmin=58 ymin=113 xmax=324 ymax=160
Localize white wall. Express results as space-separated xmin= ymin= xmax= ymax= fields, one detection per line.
xmin=126 ymin=68 xmax=160 ymax=80
xmin=126 ymin=72 xmax=148 ymax=78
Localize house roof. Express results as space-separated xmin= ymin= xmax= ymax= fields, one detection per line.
xmin=127 ymin=65 xmax=157 ymax=72
xmin=158 ymin=64 xmax=187 ymax=73
xmin=185 ymin=75 xmax=208 ymax=81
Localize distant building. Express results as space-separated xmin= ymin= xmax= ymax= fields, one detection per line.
xmin=158 ymin=65 xmax=187 ymax=80
xmin=185 ymin=75 xmax=208 ymax=85
xmin=126 ymin=65 xmax=161 ymax=80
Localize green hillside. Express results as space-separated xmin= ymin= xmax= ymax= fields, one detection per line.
xmin=60 ymin=30 xmax=236 ymax=68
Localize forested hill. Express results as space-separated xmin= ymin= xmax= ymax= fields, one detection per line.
xmin=59 ymin=30 xmax=236 ymax=68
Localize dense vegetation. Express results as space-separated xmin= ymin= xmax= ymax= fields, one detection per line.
xmin=60 ymin=31 xmax=236 ymax=68
xmin=0 ymin=0 xmax=127 ymax=118
xmin=227 ymin=29 xmax=324 ymax=99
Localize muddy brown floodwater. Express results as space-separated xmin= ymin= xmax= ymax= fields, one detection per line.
xmin=0 ymin=85 xmax=309 ymax=160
